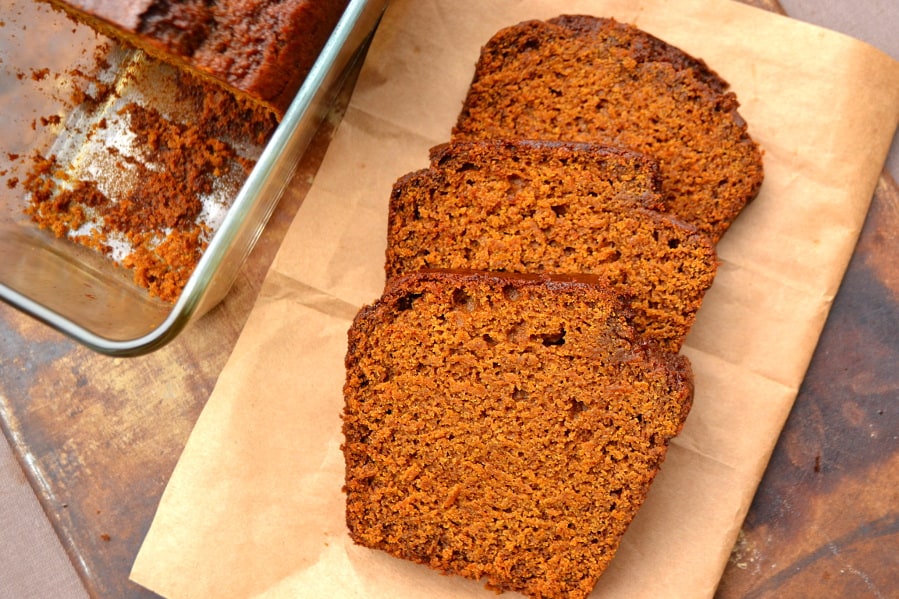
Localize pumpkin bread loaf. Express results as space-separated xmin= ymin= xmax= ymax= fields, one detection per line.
xmin=342 ymin=270 xmax=693 ymax=599
xmin=38 ymin=0 xmax=350 ymax=117
xmin=452 ymin=15 xmax=764 ymax=242
xmin=385 ymin=139 xmax=718 ymax=351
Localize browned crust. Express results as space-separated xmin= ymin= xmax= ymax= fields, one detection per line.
xmin=547 ymin=15 xmax=731 ymax=93
xmin=38 ymin=0 xmax=349 ymax=118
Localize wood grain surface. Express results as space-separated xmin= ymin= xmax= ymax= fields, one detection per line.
xmin=716 ymin=171 xmax=899 ymax=598
xmin=0 ymin=1 xmax=897 ymax=598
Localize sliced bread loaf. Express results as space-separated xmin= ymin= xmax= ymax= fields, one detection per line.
xmin=385 ymin=139 xmax=718 ymax=351
xmin=343 ymin=269 xmax=693 ymax=599
xmin=451 ymin=16 xmax=764 ymax=242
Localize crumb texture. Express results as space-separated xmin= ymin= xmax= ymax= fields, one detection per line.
xmin=452 ymin=16 xmax=764 ymax=242
xmin=19 ymin=56 xmax=277 ymax=302
xmin=343 ymin=271 xmax=693 ymax=599
xmin=386 ymin=139 xmax=718 ymax=350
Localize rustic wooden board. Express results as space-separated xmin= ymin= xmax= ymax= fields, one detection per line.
xmin=0 ymin=1 xmax=896 ymax=598
xmin=715 ymin=171 xmax=899 ymax=598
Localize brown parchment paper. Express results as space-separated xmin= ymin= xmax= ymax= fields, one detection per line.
xmin=130 ymin=0 xmax=899 ymax=597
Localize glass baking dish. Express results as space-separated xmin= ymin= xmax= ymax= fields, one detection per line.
xmin=0 ymin=0 xmax=387 ymax=356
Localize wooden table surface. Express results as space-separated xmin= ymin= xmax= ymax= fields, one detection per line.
xmin=1 ymin=1 xmax=897 ymax=598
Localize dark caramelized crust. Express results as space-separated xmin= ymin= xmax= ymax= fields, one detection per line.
xmin=343 ymin=270 xmax=693 ymax=599
xmin=39 ymin=0 xmax=350 ymax=117
xmin=452 ymin=16 xmax=764 ymax=242
xmin=386 ymin=139 xmax=718 ymax=351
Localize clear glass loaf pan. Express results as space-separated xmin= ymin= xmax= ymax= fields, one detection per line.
xmin=0 ymin=0 xmax=387 ymax=356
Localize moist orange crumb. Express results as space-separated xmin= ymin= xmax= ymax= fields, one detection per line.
xmin=452 ymin=16 xmax=764 ymax=242
xmin=343 ymin=270 xmax=693 ymax=599
xmin=20 ymin=55 xmax=277 ymax=302
xmin=386 ymin=139 xmax=718 ymax=351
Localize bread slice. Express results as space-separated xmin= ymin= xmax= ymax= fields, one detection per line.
xmin=451 ymin=15 xmax=764 ymax=242
xmin=343 ymin=269 xmax=693 ymax=599
xmin=38 ymin=0 xmax=350 ymax=117
xmin=385 ymin=139 xmax=718 ymax=351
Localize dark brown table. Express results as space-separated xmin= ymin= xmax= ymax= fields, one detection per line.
xmin=1 ymin=1 xmax=896 ymax=597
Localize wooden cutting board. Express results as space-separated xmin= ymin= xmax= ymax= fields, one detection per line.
xmin=0 ymin=1 xmax=896 ymax=597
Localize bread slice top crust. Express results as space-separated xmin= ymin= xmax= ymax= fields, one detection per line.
xmin=39 ymin=0 xmax=350 ymax=117
xmin=452 ymin=15 xmax=764 ymax=242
